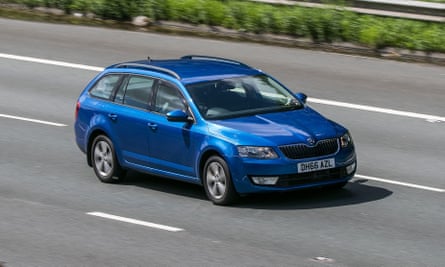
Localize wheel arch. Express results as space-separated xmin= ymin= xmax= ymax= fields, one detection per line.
xmin=198 ymin=149 xmax=223 ymax=184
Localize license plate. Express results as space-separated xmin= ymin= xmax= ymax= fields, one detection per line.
xmin=298 ymin=158 xmax=335 ymax=173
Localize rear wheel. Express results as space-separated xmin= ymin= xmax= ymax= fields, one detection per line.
xmin=203 ymin=156 xmax=239 ymax=205
xmin=91 ymin=135 xmax=124 ymax=183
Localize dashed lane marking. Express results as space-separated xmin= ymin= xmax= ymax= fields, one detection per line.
xmin=0 ymin=53 xmax=103 ymax=71
xmin=0 ymin=113 xmax=67 ymax=127
xmin=87 ymin=212 xmax=184 ymax=232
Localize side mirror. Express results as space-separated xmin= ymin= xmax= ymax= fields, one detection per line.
xmin=166 ymin=110 xmax=193 ymax=122
xmin=295 ymin=93 xmax=307 ymax=104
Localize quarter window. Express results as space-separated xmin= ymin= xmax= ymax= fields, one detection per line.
xmin=90 ymin=74 xmax=121 ymax=99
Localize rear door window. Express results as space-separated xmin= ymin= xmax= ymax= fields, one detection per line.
xmin=115 ymin=75 xmax=155 ymax=110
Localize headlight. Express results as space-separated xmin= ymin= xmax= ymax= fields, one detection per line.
xmin=237 ymin=146 xmax=278 ymax=159
xmin=340 ymin=132 xmax=353 ymax=148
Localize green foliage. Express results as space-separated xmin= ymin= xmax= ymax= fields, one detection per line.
xmin=227 ymin=1 xmax=252 ymax=31
xmin=337 ymin=10 xmax=359 ymax=41
xmin=303 ymin=7 xmax=343 ymax=43
xmin=69 ymin=0 xmax=101 ymax=14
xmin=286 ymin=8 xmax=307 ymax=37
xmin=357 ymin=16 xmax=384 ymax=49
xmin=355 ymin=16 xmax=445 ymax=52
xmin=268 ymin=7 xmax=289 ymax=34
xmin=147 ymin=0 xmax=170 ymax=20
xmin=19 ymin=0 xmax=72 ymax=11
xmin=94 ymin=0 xmax=148 ymax=20
xmin=413 ymin=24 xmax=444 ymax=52
xmin=20 ymin=0 xmax=45 ymax=8
xmin=242 ymin=4 xmax=266 ymax=33
xmin=5 ymin=0 xmax=445 ymax=53
xmin=204 ymin=0 xmax=228 ymax=25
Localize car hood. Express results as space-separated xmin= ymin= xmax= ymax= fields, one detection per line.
xmin=209 ymin=108 xmax=343 ymax=146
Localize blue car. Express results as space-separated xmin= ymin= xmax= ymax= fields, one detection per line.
xmin=75 ymin=55 xmax=356 ymax=205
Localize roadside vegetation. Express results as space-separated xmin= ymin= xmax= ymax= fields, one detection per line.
xmin=2 ymin=0 xmax=444 ymax=53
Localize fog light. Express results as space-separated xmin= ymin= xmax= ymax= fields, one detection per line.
xmin=346 ymin=162 xmax=356 ymax=175
xmin=251 ymin=176 xmax=279 ymax=185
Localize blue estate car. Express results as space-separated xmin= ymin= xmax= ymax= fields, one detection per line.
xmin=75 ymin=55 xmax=356 ymax=205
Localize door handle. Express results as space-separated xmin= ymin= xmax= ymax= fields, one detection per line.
xmin=108 ymin=114 xmax=118 ymax=121
xmin=148 ymin=122 xmax=158 ymax=131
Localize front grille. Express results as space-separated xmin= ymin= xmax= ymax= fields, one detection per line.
xmin=275 ymin=167 xmax=347 ymax=187
xmin=279 ymin=138 xmax=338 ymax=159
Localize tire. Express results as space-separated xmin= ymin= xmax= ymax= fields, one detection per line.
xmin=203 ymin=156 xmax=239 ymax=205
xmin=91 ymin=135 xmax=125 ymax=183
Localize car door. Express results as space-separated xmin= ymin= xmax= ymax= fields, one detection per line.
xmin=146 ymin=80 xmax=198 ymax=180
xmin=109 ymin=75 xmax=156 ymax=167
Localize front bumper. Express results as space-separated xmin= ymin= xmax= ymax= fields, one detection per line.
xmin=229 ymin=148 xmax=356 ymax=194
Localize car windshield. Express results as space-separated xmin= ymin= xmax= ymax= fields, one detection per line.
xmin=186 ymin=75 xmax=302 ymax=120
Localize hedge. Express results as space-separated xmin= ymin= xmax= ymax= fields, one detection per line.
xmin=4 ymin=0 xmax=445 ymax=52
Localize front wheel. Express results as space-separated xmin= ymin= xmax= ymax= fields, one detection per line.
xmin=91 ymin=135 xmax=125 ymax=183
xmin=203 ymin=156 xmax=239 ymax=205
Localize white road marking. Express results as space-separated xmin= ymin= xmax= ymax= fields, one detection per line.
xmin=0 ymin=53 xmax=104 ymax=72
xmin=86 ymin=212 xmax=184 ymax=232
xmin=0 ymin=113 xmax=67 ymax=127
xmin=355 ymin=174 xmax=445 ymax=193
xmin=308 ymin=98 xmax=445 ymax=122
xmin=2 ymin=52 xmax=444 ymax=123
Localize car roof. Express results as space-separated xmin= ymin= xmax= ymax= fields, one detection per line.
xmin=106 ymin=55 xmax=263 ymax=84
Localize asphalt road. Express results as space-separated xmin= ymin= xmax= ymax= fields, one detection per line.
xmin=1 ymin=18 xmax=444 ymax=267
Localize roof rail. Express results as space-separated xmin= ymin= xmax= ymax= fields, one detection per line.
xmin=113 ymin=63 xmax=181 ymax=80
xmin=181 ymin=55 xmax=252 ymax=69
